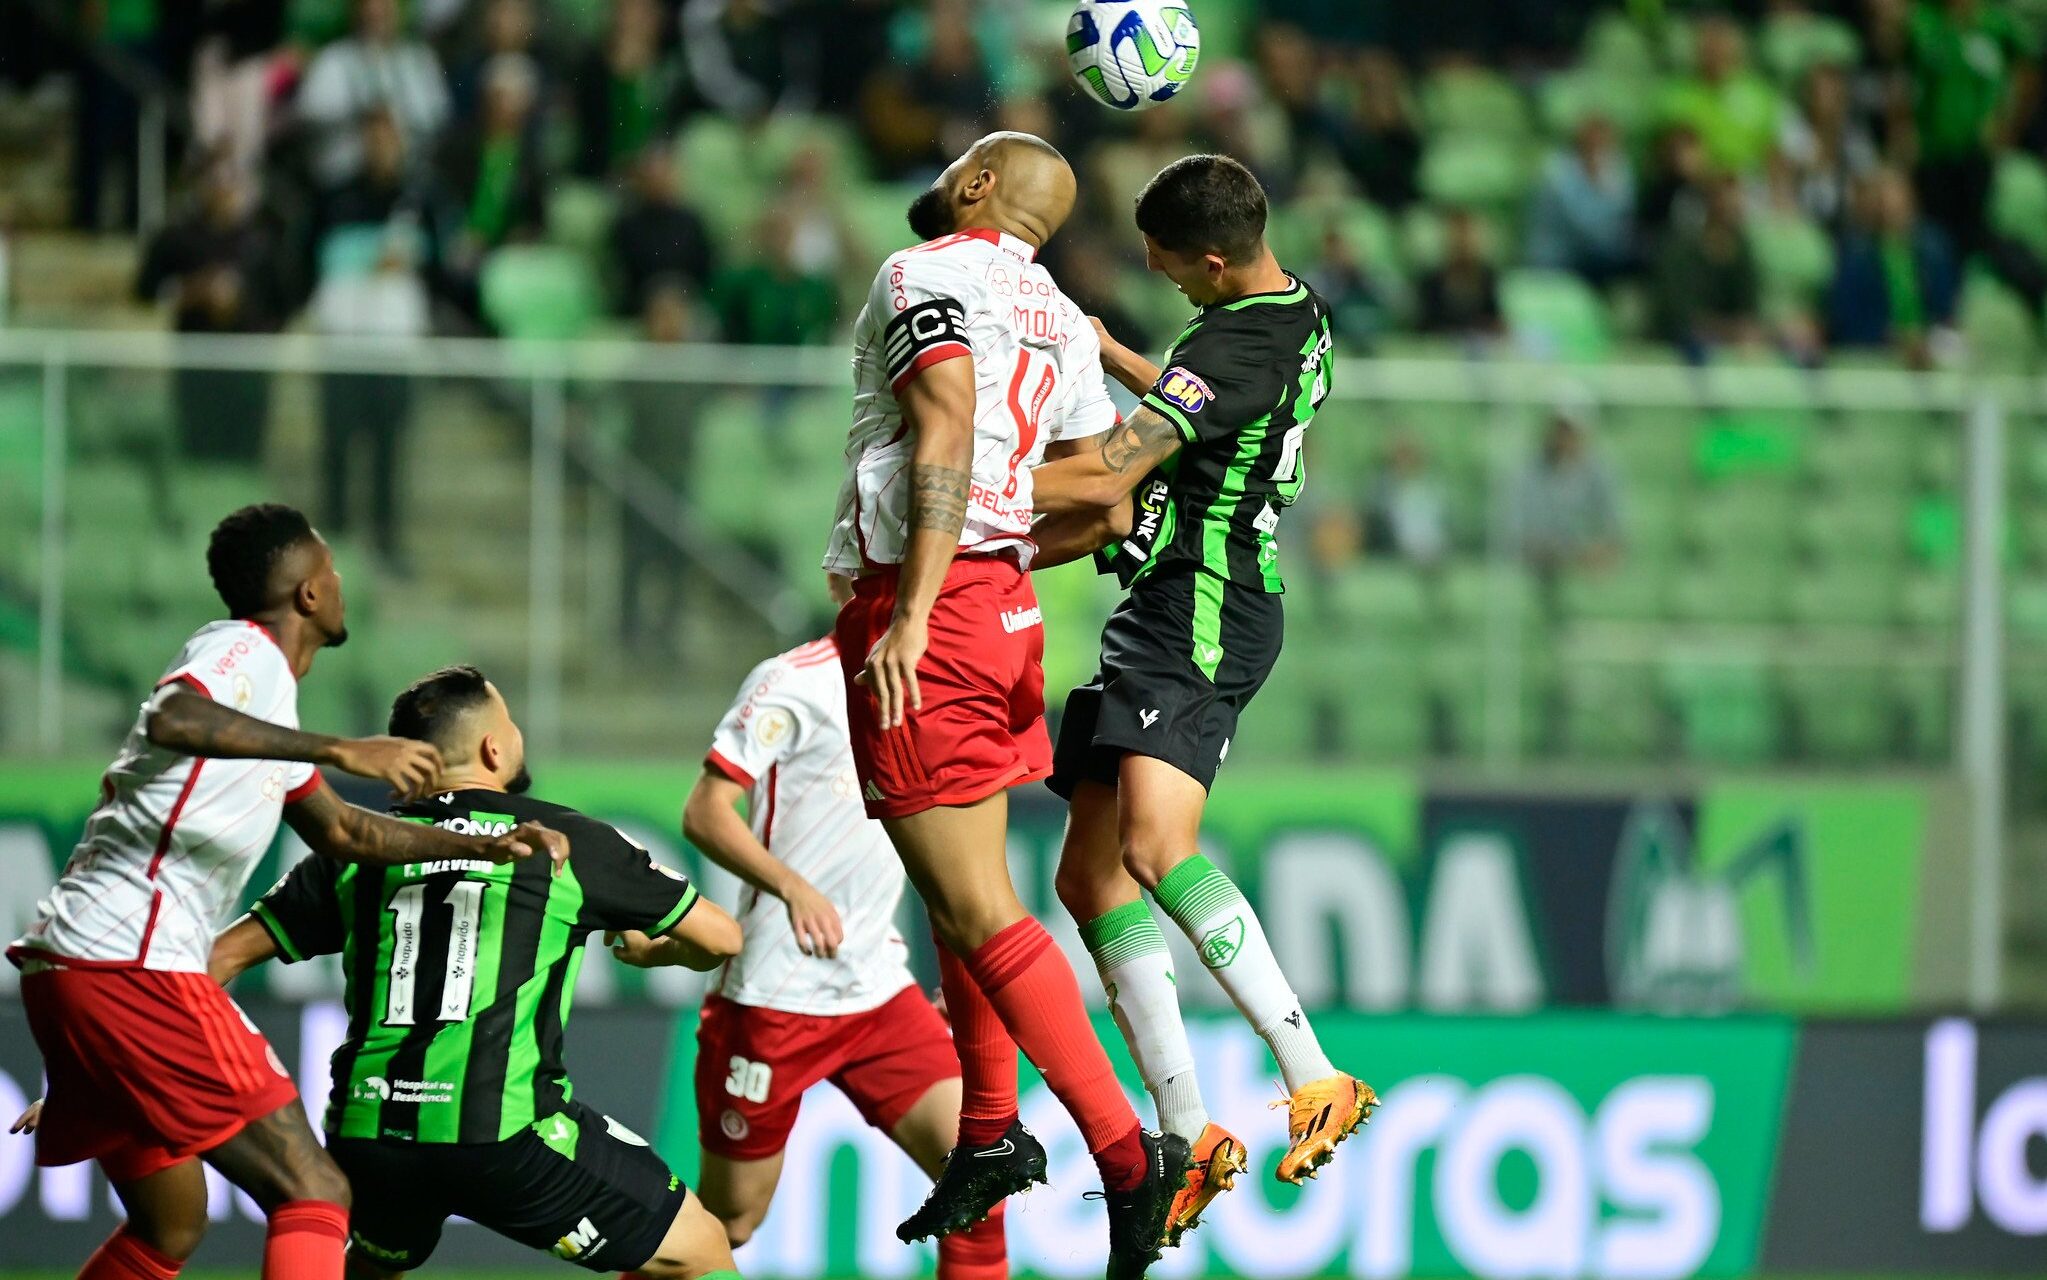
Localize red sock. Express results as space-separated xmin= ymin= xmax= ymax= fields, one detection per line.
xmin=937 ymin=936 xmax=1021 ymax=1147
xmin=937 ymin=1199 xmax=1008 ymax=1280
xmin=263 ymin=1200 xmax=348 ymax=1280
xmin=965 ymin=918 xmax=1144 ymax=1191
xmin=78 ymin=1228 xmax=182 ymax=1280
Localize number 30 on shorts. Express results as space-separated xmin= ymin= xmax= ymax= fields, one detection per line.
xmin=724 ymin=1056 xmax=773 ymax=1104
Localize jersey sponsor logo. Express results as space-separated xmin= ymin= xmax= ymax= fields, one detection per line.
xmin=1000 ymin=605 xmax=1043 ymax=633
xmin=753 ymin=706 xmax=795 ymax=747
xmin=1156 ymin=366 xmax=1213 ymax=414
xmin=426 ymin=814 xmax=515 ymax=838
xmin=355 ymin=1075 xmax=455 ymax=1104
xmin=405 ymin=857 xmax=495 ymax=877
xmin=355 ymin=1074 xmax=394 ymax=1101
xmin=1138 ymin=708 xmax=1162 ymax=729
xmin=552 ymin=1217 xmax=606 ymax=1261
xmin=261 ymin=765 xmax=287 ymax=802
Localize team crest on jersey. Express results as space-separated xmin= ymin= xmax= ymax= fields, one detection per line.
xmin=1156 ymin=367 xmax=1212 ymax=414
xmin=230 ymin=672 xmax=255 ymax=710
xmin=754 ymin=707 xmax=795 ymax=747
xmin=720 ymin=1108 xmax=751 ymax=1141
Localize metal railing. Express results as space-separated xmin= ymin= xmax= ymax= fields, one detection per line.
xmin=0 ymin=329 xmax=2034 ymax=1004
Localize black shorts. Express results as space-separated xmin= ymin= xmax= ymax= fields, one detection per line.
xmin=327 ymin=1100 xmax=688 ymax=1273
xmin=1049 ymin=567 xmax=1282 ymax=797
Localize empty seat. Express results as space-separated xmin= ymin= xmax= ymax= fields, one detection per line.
xmin=480 ymin=246 xmax=601 ymax=341
xmin=1663 ymin=658 xmax=1779 ymax=764
xmin=1784 ymin=664 xmax=1891 ymax=762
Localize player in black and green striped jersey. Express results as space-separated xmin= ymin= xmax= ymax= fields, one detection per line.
xmin=211 ymin=665 xmax=746 ymax=1280
xmin=1032 ymin=155 xmax=1374 ymax=1245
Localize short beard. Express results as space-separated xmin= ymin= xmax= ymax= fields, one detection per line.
xmin=507 ymin=765 xmax=533 ymax=795
xmin=325 ymin=625 xmax=350 ymax=649
xmin=906 ymin=186 xmax=955 ymax=240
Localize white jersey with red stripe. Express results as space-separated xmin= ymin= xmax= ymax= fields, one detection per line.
xmin=822 ymin=226 xmax=1118 ymax=575
xmin=10 ymin=620 xmax=319 ymax=973
xmin=703 ymin=636 xmax=915 ymax=1016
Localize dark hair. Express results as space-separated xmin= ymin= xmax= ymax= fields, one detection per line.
xmin=207 ymin=504 xmax=317 ymax=618
xmin=388 ymin=665 xmax=494 ymax=748
xmin=1134 ymin=154 xmax=1269 ymax=263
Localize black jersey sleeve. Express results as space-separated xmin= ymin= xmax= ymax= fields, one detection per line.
xmin=250 ymin=854 xmax=346 ymax=963
xmin=1140 ymin=319 xmax=1289 ymax=445
xmin=570 ymin=818 xmax=701 ymax=936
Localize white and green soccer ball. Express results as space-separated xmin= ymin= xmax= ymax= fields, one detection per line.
xmin=1066 ymin=1 xmax=1201 ymax=112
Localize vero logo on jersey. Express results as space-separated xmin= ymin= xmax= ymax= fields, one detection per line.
xmin=1156 ymin=366 xmax=1211 ymax=414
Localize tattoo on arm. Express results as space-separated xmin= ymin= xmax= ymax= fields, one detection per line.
xmin=286 ymin=783 xmax=492 ymax=867
xmin=908 ymin=463 xmax=971 ymax=536
xmin=1099 ymin=407 xmax=1183 ymax=477
xmin=147 ymin=688 xmax=336 ymax=764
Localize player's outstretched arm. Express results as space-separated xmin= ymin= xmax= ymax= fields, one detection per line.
xmin=1090 ymin=316 xmax=1163 ymax=397
xmin=683 ymin=768 xmax=844 ymax=957
xmin=607 ymin=897 xmax=743 ymax=972
xmin=208 ymin=914 xmax=282 ymax=986
xmin=862 ymin=355 xmax=977 ymax=730
xmin=284 ymin=778 xmax=570 ymax=871
xmin=145 ymin=685 xmax=443 ymax=799
xmin=1031 ymin=404 xmax=1184 ymax=513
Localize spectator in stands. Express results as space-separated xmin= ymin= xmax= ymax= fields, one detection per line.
xmin=620 ymin=280 xmax=703 ymax=658
xmin=297 ymin=0 xmax=452 ymax=190
xmin=1333 ymin=49 xmax=1423 ymax=211
xmin=1659 ymin=12 xmax=1784 ymax=174
xmin=857 ymin=0 xmax=994 ymax=178
xmin=1509 ymin=399 xmax=1623 ymax=575
xmin=311 ymin=221 xmax=430 ymax=573
xmin=317 ymin=107 xmax=453 ymax=306
xmin=1416 ymin=207 xmax=1502 ymax=337
xmin=608 ymin=142 xmax=716 ymax=316
xmin=1525 ymin=112 xmax=1637 ymax=288
xmin=136 ymin=150 xmax=292 ymax=460
xmin=192 ymin=0 xmax=286 ymax=184
xmin=1778 ymin=60 xmax=1880 ymax=233
xmin=1904 ymin=0 xmax=2038 ymax=258
xmin=71 ymin=0 xmax=158 ymax=231
xmin=714 ymin=208 xmax=840 ymax=345
xmin=572 ymin=0 xmax=685 ymax=179
xmin=1365 ymin=433 xmax=1451 ymax=567
xmin=684 ymin=0 xmax=822 ymax=121
xmin=1652 ymin=172 xmax=1763 ymax=360
xmin=1637 ymin=123 xmax=1710 ymax=245
xmin=442 ymin=54 xmax=546 ymax=264
xmin=1302 ymin=222 xmax=1394 ymax=352
xmin=1826 ymin=166 xmax=1959 ymax=368
xmin=453 ymin=0 xmax=554 ymax=127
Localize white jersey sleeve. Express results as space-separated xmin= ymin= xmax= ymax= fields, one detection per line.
xmin=871 ymin=250 xmax=977 ymax=396
xmin=705 ymin=655 xmax=817 ymax=790
xmin=1042 ymin=314 xmax=1118 ymax=452
xmin=11 ymin=621 xmax=318 ymax=972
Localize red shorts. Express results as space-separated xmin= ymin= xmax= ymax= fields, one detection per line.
xmin=18 ymin=960 xmax=299 ymax=1180
xmin=694 ymin=986 xmax=959 ymax=1161
xmin=836 ymin=553 xmax=1052 ymax=819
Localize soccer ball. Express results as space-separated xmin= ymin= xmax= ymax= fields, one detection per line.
xmin=1066 ymin=1 xmax=1201 ymax=112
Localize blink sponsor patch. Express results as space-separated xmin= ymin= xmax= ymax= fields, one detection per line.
xmin=1155 ymin=366 xmax=1212 ymax=414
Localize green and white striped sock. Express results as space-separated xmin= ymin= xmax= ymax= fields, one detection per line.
xmin=1152 ymin=853 xmax=1335 ymax=1094
xmin=1078 ymin=899 xmax=1207 ymax=1142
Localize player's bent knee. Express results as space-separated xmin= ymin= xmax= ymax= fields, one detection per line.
xmin=1118 ymin=839 xmax=1181 ymax=890
xmin=634 ymin=1193 xmax=739 ymax=1279
xmin=131 ymin=1216 xmax=209 ymax=1261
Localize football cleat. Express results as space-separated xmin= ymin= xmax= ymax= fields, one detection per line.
xmin=1274 ymin=1073 xmax=1378 ymax=1184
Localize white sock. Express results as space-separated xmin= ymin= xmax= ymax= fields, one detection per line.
xmin=1078 ymin=899 xmax=1208 ymax=1142
xmin=1152 ymin=853 xmax=1336 ymax=1094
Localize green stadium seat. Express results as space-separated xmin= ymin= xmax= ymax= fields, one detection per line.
xmin=1663 ymin=658 xmax=1779 ymax=764
xmin=1806 ymin=418 xmax=1916 ymax=488
xmin=547 ymin=181 xmax=618 ymax=260
xmin=1420 ymin=66 xmax=1531 ymax=139
xmin=1559 ymin=563 xmax=1667 ymax=621
xmin=1331 ymin=649 xmax=1432 ymax=760
xmin=1437 ymin=562 xmax=1537 ymax=628
xmin=844 ymin=183 xmax=926 ymax=261
xmin=1958 ymin=271 xmax=2039 ymax=373
xmin=1669 ymin=558 xmax=1789 ymax=625
xmin=1784 ymin=663 xmax=1889 ymax=762
xmin=1623 ymin=485 xmax=1685 ymax=562
xmin=1581 ymin=11 xmax=1658 ymax=78
xmin=1991 ymin=151 xmax=2047 ymax=260
xmin=1891 ymin=660 xmax=1953 ymax=762
xmin=1557 ymin=658 xmax=1662 ymax=759
xmin=1420 ymin=136 xmax=1533 ymax=211
xmin=1694 ymin=411 xmax=1807 ymax=481
xmin=1606 ymin=407 xmax=1700 ymax=485
xmin=1794 ymin=493 xmax=1912 ymax=565
xmin=676 ymin=118 xmax=764 ymax=241
xmin=480 ymin=246 xmax=601 ymax=341
xmin=1751 ymin=209 xmax=1835 ymax=317
xmin=1787 ymin=567 xmax=1900 ymax=627
xmin=1684 ymin=484 xmax=1795 ymax=560
xmin=689 ymin=395 xmax=782 ymax=544
xmin=2009 ymin=576 xmax=2047 ymax=640
xmin=1539 ymin=67 xmax=1658 ymax=138
xmin=1758 ymin=11 xmax=1862 ymax=85
xmin=1911 ymin=495 xmax=1964 ymax=569
xmin=1899 ymin=570 xmax=1960 ymax=632
xmin=1316 ymin=563 xmax=1433 ymax=635
xmin=1499 ymin=270 xmax=1611 ymax=361
xmin=1428 ymin=638 xmax=1553 ymax=757
xmin=1269 ymin=197 xmax=1402 ymax=278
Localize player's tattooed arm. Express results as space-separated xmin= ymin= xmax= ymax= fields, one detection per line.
xmin=146 ymin=685 xmax=443 ymax=798
xmin=908 ymin=462 xmax=971 ymax=536
xmin=1031 ymin=406 xmax=1183 ymax=514
xmin=283 ymin=777 xmax=570 ymax=871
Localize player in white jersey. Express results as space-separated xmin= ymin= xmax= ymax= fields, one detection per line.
xmin=681 ymin=579 xmax=1001 ymax=1280
xmin=822 ymin=132 xmax=1190 ymax=1280
xmin=8 ymin=504 xmax=566 ymax=1280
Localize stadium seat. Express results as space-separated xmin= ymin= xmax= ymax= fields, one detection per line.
xmin=1500 ymin=270 xmax=1611 ymax=361
xmin=1559 ymin=563 xmax=1668 ymax=621
xmin=1684 ymin=484 xmax=1795 ymax=560
xmin=1316 ymin=563 xmax=1433 ymax=636
xmin=480 ymin=246 xmax=601 ymax=341
xmin=1663 ymin=657 xmax=1779 ymax=764
xmin=1806 ymin=418 xmax=1916 ymax=488
xmin=1958 ymin=271 xmax=2039 ymax=373
xmin=1899 ymin=571 xmax=1959 ymax=632
xmin=1784 ymin=663 xmax=1890 ymax=762
xmin=1539 ymin=67 xmax=1658 ymax=138
xmin=1331 ymin=649 xmax=1432 ymax=760
xmin=1794 ymin=492 xmax=1912 ymax=565
xmin=1581 ymin=11 xmax=1658 ymax=78
xmin=844 ymin=182 xmax=926 ymax=261
xmin=1750 ymin=209 xmax=1834 ymax=318
xmin=1419 ymin=135 xmax=1533 ymax=212
xmin=1757 ymin=10 xmax=1862 ymax=85
xmin=1420 ymin=66 xmax=1531 ymax=139
xmin=1991 ymin=151 xmax=2047 ymax=260
xmin=1694 ymin=410 xmax=1807 ymax=481
xmin=1787 ymin=566 xmax=1900 ymax=628
xmin=1557 ymin=657 xmax=1662 ymax=759
xmin=547 ymin=181 xmax=618 ymax=260
xmin=1891 ymin=659 xmax=1953 ymax=762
